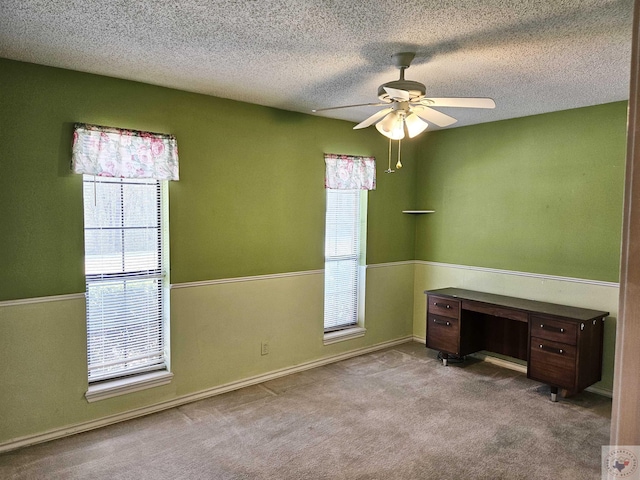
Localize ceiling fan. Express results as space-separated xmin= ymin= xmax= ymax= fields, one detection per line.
xmin=312 ymin=52 xmax=496 ymax=140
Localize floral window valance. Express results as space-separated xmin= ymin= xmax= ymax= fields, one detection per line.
xmin=324 ymin=154 xmax=376 ymax=190
xmin=71 ymin=123 xmax=179 ymax=181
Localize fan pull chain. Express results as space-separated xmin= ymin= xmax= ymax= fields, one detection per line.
xmin=385 ymin=137 xmax=395 ymax=173
xmin=396 ymin=139 xmax=403 ymax=169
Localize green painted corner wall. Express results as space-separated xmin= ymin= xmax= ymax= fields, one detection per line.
xmin=414 ymin=101 xmax=628 ymax=282
xmin=0 ymin=58 xmax=418 ymax=301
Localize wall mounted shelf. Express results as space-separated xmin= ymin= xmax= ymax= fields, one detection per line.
xmin=402 ymin=210 xmax=435 ymax=214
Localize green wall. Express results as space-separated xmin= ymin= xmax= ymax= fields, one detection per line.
xmin=0 ymin=58 xmax=418 ymax=301
xmin=415 ymin=102 xmax=628 ymax=282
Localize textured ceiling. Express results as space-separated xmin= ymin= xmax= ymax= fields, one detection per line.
xmin=0 ymin=0 xmax=634 ymax=130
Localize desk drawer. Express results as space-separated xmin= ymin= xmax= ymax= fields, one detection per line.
xmin=428 ymin=295 xmax=460 ymax=319
xmin=530 ymin=315 xmax=577 ymax=345
xmin=529 ymin=337 xmax=577 ymax=388
xmin=426 ymin=314 xmax=459 ymax=354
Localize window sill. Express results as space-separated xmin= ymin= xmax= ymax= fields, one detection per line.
xmin=323 ymin=327 xmax=366 ymax=345
xmin=85 ymin=370 xmax=174 ymax=403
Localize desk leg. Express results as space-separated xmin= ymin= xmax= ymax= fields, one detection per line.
xmin=550 ymin=386 xmax=558 ymax=402
xmin=441 ymin=353 xmax=449 ymax=366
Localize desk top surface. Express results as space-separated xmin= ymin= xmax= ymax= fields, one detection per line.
xmin=425 ymin=287 xmax=609 ymax=321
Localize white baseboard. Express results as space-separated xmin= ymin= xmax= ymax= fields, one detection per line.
xmin=0 ymin=335 xmax=413 ymax=453
xmin=584 ymin=385 xmax=613 ymax=398
xmin=2 ymin=333 xmax=611 ymax=453
xmin=468 ymin=352 xmax=527 ymax=373
xmin=412 ymin=336 xmax=613 ymax=398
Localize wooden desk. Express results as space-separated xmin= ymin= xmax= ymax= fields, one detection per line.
xmin=424 ymin=288 xmax=609 ymax=401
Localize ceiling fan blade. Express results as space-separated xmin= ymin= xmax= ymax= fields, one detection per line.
xmin=420 ymin=97 xmax=496 ymax=109
xmin=404 ymin=113 xmax=429 ymax=138
xmin=383 ymin=87 xmax=410 ymax=102
xmin=312 ymin=102 xmax=388 ymax=113
xmin=353 ymin=107 xmax=394 ymax=129
xmin=412 ymin=106 xmax=458 ymax=127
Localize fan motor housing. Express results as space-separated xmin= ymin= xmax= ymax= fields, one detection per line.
xmin=378 ymin=80 xmax=426 ymax=102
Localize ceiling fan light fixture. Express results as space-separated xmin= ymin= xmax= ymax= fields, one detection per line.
xmin=375 ymin=121 xmax=405 ymax=140
xmin=405 ymin=113 xmax=429 ymax=138
xmin=376 ymin=112 xmax=405 ymax=140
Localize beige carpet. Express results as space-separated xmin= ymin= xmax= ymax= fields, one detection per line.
xmin=0 ymin=342 xmax=611 ymax=479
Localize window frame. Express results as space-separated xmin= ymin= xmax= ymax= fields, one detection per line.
xmin=323 ymin=188 xmax=368 ymax=344
xmin=82 ymin=175 xmax=172 ymax=401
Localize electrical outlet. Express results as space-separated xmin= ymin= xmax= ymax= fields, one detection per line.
xmin=261 ymin=341 xmax=269 ymax=356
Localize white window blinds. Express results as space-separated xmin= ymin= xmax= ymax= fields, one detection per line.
xmin=83 ymin=175 xmax=167 ymax=382
xmin=324 ymin=189 xmax=362 ymax=332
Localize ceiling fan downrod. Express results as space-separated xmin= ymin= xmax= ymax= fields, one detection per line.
xmin=378 ymin=52 xmax=426 ymax=102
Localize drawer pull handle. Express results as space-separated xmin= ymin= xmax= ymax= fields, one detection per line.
xmin=433 ymin=302 xmax=451 ymax=309
xmin=540 ymin=324 xmax=565 ymax=333
xmin=433 ymin=319 xmax=451 ymax=326
xmin=539 ymin=344 xmax=564 ymax=355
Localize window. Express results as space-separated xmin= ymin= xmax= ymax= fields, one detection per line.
xmin=323 ymin=189 xmax=367 ymax=334
xmin=83 ymin=175 xmax=169 ymax=384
